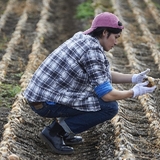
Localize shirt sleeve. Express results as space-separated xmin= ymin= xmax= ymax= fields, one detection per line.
xmin=79 ymin=42 xmax=112 ymax=88
xmin=94 ymin=81 xmax=113 ymax=98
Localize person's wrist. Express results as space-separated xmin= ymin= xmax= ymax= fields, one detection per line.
xmin=129 ymin=89 xmax=134 ymax=98
xmin=131 ymin=74 xmax=137 ymax=83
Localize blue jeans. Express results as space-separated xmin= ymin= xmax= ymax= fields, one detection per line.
xmin=30 ymin=98 xmax=118 ymax=134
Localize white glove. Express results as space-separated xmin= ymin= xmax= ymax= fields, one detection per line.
xmin=131 ymin=81 xmax=156 ymax=98
xmin=132 ymin=68 xmax=150 ymax=84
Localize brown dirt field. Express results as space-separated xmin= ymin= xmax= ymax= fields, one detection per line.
xmin=0 ymin=0 xmax=160 ymax=159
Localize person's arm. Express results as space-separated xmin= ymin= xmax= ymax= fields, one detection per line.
xmin=94 ymin=81 xmax=134 ymax=101
xmin=101 ymin=81 xmax=156 ymax=102
xmin=111 ymin=68 xmax=151 ymax=84
xmin=111 ymin=71 xmax=133 ymax=83
xmin=101 ymin=88 xmax=133 ymax=101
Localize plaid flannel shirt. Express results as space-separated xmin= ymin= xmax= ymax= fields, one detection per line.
xmin=23 ymin=32 xmax=112 ymax=111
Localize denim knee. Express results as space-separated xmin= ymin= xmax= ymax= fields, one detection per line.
xmin=100 ymin=101 xmax=119 ymax=119
xmin=109 ymin=101 xmax=118 ymax=118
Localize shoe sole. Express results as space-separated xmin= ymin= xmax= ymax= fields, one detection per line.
xmin=65 ymin=140 xmax=83 ymax=145
xmin=39 ymin=133 xmax=74 ymax=155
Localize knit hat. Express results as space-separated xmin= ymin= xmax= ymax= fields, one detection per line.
xmin=83 ymin=12 xmax=124 ymax=34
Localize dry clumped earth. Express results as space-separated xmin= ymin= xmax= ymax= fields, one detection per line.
xmin=0 ymin=0 xmax=160 ymax=160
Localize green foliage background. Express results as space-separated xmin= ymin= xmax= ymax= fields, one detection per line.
xmin=76 ymin=0 xmax=94 ymax=20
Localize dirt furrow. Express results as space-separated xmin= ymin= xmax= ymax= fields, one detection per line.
xmin=128 ymin=0 xmax=160 ymax=70
xmin=110 ymin=56 xmax=158 ymax=159
xmin=126 ymin=0 xmax=160 ymax=150
xmin=144 ymin=0 xmax=160 ymax=27
xmin=0 ymin=0 xmax=25 ymax=67
xmin=0 ymin=0 xmax=26 ymax=155
xmin=0 ymin=0 xmax=9 ymax=59
xmin=0 ymin=0 xmax=103 ymax=160
xmin=0 ymin=0 xmax=160 ymax=159
xmin=0 ymin=0 xmax=43 ymax=83
xmin=110 ymin=0 xmax=160 ymax=159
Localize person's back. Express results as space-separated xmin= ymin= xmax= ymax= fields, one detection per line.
xmin=24 ymin=31 xmax=111 ymax=111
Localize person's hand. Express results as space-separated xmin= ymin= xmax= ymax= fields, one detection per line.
xmin=131 ymin=81 xmax=156 ymax=98
xmin=132 ymin=68 xmax=150 ymax=84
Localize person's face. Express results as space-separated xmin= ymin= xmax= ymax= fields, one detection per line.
xmin=99 ymin=30 xmax=121 ymax=51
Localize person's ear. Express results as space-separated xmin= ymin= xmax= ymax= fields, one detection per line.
xmin=103 ymin=30 xmax=108 ymax=37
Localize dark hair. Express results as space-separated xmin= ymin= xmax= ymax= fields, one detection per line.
xmin=88 ymin=27 xmax=122 ymax=38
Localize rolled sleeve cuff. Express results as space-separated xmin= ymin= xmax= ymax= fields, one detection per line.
xmin=94 ymin=81 xmax=112 ymax=98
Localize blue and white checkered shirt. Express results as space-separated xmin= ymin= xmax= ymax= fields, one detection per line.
xmin=23 ymin=32 xmax=112 ymax=111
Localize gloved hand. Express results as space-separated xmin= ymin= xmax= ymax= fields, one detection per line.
xmin=131 ymin=81 xmax=156 ymax=98
xmin=132 ymin=68 xmax=150 ymax=84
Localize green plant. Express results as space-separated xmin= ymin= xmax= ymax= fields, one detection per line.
xmin=76 ymin=0 xmax=94 ymax=20
xmin=14 ymin=72 xmax=24 ymax=79
xmin=0 ymin=83 xmax=21 ymax=98
xmin=0 ymin=83 xmax=21 ymax=108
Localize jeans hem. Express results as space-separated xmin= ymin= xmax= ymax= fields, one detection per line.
xmin=59 ymin=118 xmax=75 ymax=134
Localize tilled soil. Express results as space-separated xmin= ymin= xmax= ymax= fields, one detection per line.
xmin=0 ymin=0 xmax=160 ymax=160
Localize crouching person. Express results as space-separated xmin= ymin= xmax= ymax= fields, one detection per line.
xmin=23 ymin=12 xmax=156 ymax=154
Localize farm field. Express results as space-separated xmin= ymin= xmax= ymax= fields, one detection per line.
xmin=0 ymin=0 xmax=160 ymax=159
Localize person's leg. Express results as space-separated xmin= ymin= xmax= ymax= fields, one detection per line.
xmin=29 ymin=99 xmax=118 ymax=154
xmin=30 ymin=102 xmax=85 ymax=118
xmin=57 ymin=117 xmax=82 ymax=145
xmin=60 ymin=99 xmax=118 ymax=134
xmin=29 ymin=101 xmax=85 ymax=134
xmin=29 ymin=102 xmax=84 ymax=154
xmin=30 ymin=99 xmax=118 ymax=134
xmin=39 ymin=120 xmax=74 ymax=155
